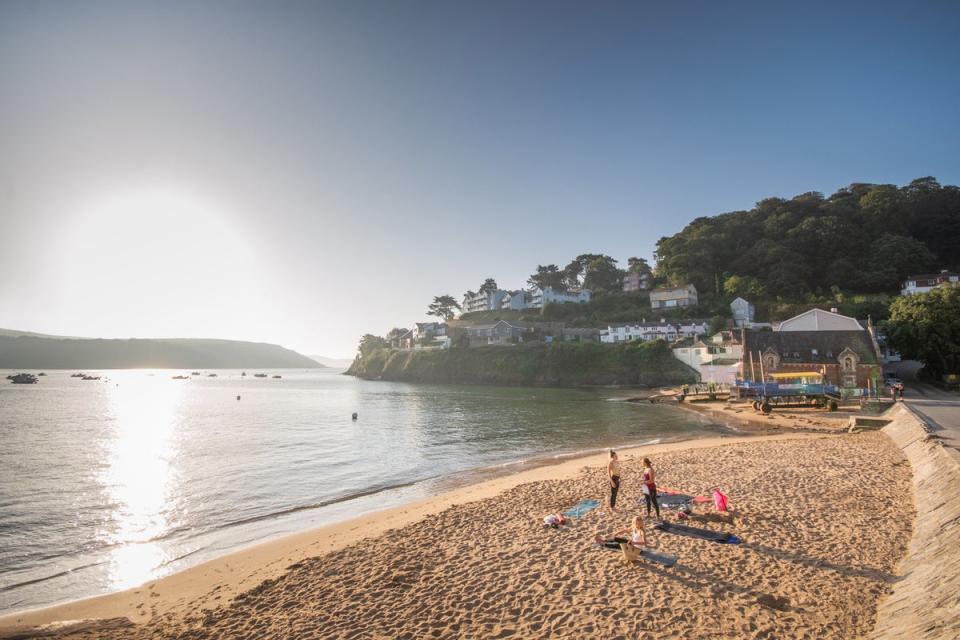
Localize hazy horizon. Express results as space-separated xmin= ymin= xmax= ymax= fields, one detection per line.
xmin=2 ymin=1 xmax=959 ymax=358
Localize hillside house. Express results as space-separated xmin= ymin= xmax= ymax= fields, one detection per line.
xmin=529 ymin=287 xmax=592 ymax=308
xmin=600 ymin=319 xmax=709 ymax=344
xmin=649 ymin=284 xmax=698 ymax=310
xmin=466 ymin=320 xmax=532 ymax=346
xmin=462 ymin=290 xmax=511 ymax=313
xmin=672 ymin=331 xmax=743 ymax=384
xmin=730 ymin=297 xmax=755 ymax=327
xmin=901 ymin=270 xmax=960 ymax=296
xmin=623 ymin=272 xmax=652 ymax=293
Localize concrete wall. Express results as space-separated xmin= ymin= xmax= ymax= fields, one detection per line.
xmin=872 ymin=405 xmax=960 ymax=639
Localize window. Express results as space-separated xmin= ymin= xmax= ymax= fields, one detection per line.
xmin=811 ymin=349 xmax=818 ymax=356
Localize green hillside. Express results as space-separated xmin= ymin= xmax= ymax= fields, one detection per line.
xmin=346 ymin=341 xmax=696 ymax=387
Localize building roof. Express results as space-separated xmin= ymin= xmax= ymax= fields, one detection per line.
xmin=775 ymin=308 xmax=863 ymax=331
xmin=743 ymin=330 xmax=880 ymax=365
xmin=650 ymin=284 xmax=697 ymax=295
xmin=904 ymin=272 xmax=958 ymax=281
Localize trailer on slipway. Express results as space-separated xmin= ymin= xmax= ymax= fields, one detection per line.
xmin=736 ymin=371 xmax=841 ymax=413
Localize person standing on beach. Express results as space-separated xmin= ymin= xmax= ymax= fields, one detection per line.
xmin=608 ymin=450 xmax=622 ymax=512
xmin=641 ymin=457 xmax=661 ymax=520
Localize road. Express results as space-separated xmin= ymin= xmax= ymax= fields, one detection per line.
xmin=904 ymin=383 xmax=960 ymax=453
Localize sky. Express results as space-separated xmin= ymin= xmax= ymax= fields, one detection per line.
xmin=1 ymin=1 xmax=959 ymax=358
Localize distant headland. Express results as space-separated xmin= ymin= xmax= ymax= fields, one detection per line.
xmin=0 ymin=328 xmax=322 ymax=369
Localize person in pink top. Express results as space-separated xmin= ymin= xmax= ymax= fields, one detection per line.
xmin=641 ymin=457 xmax=661 ymax=520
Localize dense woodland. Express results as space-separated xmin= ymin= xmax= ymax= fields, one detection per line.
xmin=655 ymin=177 xmax=960 ymax=299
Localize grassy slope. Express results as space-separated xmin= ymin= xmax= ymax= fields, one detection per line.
xmin=346 ymin=341 xmax=696 ymax=387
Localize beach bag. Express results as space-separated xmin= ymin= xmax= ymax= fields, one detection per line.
xmin=713 ymin=489 xmax=729 ymax=512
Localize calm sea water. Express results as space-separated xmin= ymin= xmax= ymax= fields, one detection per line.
xmin=0 ymin=369 xmax=727 ymax=614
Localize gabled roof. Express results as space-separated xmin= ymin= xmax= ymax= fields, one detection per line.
xmin=775 ymin=308 xmax=863 ymax=331
xmin=743 ymin=330 xmax=880 ymax=365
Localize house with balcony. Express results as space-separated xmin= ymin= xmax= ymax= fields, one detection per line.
xmin=649 ymin=284 xmax=698 ymax=310
xmin=900 ymin=270 xmax=960 ymax=296
xmin=529 ymin=287 xmax=591 ymax=309
xmin=462 ymin=289 xmax=510 ymax=314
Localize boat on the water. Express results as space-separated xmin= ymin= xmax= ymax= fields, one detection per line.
xmin=254 ymin=373 xmax=267 ymax=378
xmin=81 ymin=375 xmax=101 ymax=381
xmin=172 ymin=375 xmax=190 ymax=380
xmin=191 ymin=371 xmax=201 ymax=376
xmin=207 ymin=373 xmax=218 ymax=377
xmin=70 ymin=373 xmax=85 ymax=378
xmin=9 ymin=373 xmax=39 ymax=384
xmin=272 ymin=375 xmax=282 ymax=379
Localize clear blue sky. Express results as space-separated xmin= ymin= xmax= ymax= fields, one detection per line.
xmin=1 ymin=0 xmax=958 ymax=357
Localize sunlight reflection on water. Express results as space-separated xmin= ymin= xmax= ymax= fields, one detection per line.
xmin=101 ymin=375 xmax=182 ymax=589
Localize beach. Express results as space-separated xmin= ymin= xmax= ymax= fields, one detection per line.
xmin=0 ymin=429 xmax=914 ymax=640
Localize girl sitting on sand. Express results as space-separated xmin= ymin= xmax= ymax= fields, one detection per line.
xmin=595 ymin=515 xmax=647 ymax=550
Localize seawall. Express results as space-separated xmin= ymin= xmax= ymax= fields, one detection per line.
xmin=872 ymin=404 xmax=960 ymax=639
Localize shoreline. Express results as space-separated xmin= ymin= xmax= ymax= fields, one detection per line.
xmin=0 ymin=430 xmax=820 ymax=635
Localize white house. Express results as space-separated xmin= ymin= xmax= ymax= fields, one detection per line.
xmin=774 ymin=308 xmax=862 ymax=332
xmin=730 ymin=297 xmax=755 ymax=327
xmin=529 ymin=287 xmax=592 ymax=308
xmin=599 ymin=319 xmax=709 ymax=344
xmin=500 ymin=290 xmax=532 ymax=311
xmin=672 ymin=331 xmax=743 ymax=384
xmin=901 ymin=270 xmax=959 ymax=296
xmin=649 ymin=284 xmax=698 ymax=309
xmin=462 ymin=289 xmax=510 ymax=313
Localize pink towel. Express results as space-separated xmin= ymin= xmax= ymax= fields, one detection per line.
xmin=713 ymin=489 xmax=729 ymax=512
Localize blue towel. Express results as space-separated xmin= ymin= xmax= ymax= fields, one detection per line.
xmin=562 ymin=499 xmax=600 ymax=519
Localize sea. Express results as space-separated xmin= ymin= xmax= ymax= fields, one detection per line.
xmin=0 ymin=368 xmax=729 ymax=615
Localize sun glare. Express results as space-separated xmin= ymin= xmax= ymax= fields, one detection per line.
xmin=100 ymin=373 xmax=184 ymax=589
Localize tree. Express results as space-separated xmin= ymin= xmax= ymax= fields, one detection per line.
xmin=582 ymin=256 xmax=624 ymax=293
xmin=385 ymin=327 xmax=408 ymax=342
xmin=427 ymin=295 xmax=461 ymax=321
xmin=627 ymin=257 xmax=653 ymax=275
xmin=562 ymin=254 xmax=606 ymax=289
xmin=527 ymin=264 xmax=566 ymax=292
xmin=862 ymin=234 xmax=936 ymax=292
xmin=478 ymin=278 xmax=499 ymax=295
xmin=885 ymin=287 xmax=960 ymax=378
xmin=358 ymin=334 xmax=387 ymax=356
xmin=723 ymin=275 xmax=766 ymax=299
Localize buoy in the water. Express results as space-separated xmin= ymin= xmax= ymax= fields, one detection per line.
xmin=351 ymin=412 xmax=358 ymax=420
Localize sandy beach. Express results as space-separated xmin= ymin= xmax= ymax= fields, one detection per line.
xmin=0 ymin=429 xmax=913 ymax=640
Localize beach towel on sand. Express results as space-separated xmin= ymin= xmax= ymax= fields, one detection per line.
xmin=599 ymin=544 xmax=678 ymax=567
xmin=654 ymin=522 xmax=741 ymax=544
xmin=651 ymin=491 xmax=695 ymax=509
xmin=562 ymin=499 xmax=600 ymax=519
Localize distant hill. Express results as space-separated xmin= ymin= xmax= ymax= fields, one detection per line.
xmin=308 ymin=355 xmax=353 ymax=368
xmin=0 ymin=329 xmax=321 ymax=369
